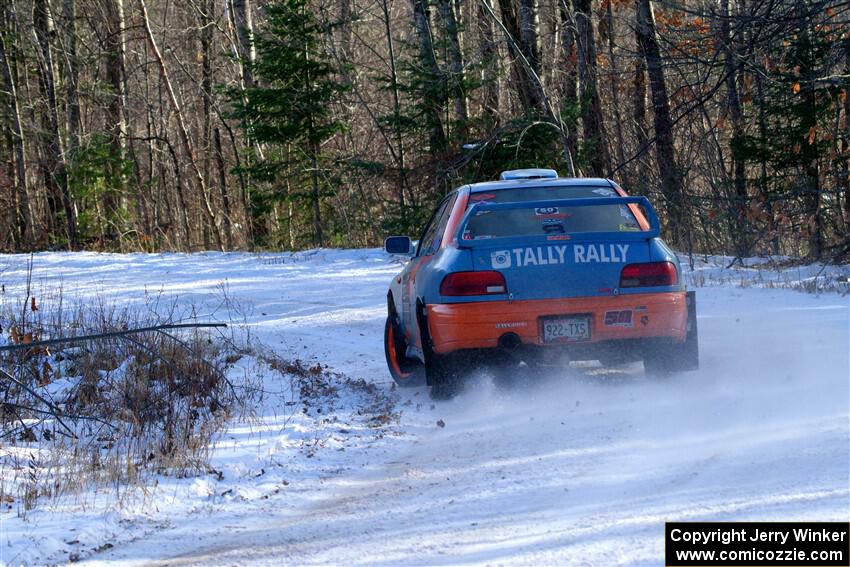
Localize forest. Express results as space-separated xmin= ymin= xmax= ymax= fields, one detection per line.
xmin=0 ymin=0 xmax=848 ymax=259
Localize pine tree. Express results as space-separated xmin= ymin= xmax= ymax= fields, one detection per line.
xmin=230 ymin=0 xmax=347 ymax=247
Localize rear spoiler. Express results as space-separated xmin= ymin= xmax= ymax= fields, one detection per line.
xmin=454 ymin=196 xmax=660 ymax=248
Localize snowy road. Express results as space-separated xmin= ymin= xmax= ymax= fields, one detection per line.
xmin=1 ymin=250 xmax=848 ymax=566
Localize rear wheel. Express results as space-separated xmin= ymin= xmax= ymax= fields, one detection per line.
xmin=384 ymin=316 xmax=425 ymax=387
xmin=643 ymin=291 xmax=700 ymax=376
xmin=416 ymin=301 xmax=467 ymax=399
xmin=488 ymin=351 xmax=536 ymax=388
xmin=426 ymin=353 xmax=464 ymax=400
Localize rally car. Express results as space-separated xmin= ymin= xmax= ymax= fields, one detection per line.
xmin=383 ymin=169 xmax=698 ymax=398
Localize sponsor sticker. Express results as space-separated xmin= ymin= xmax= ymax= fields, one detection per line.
xmin=573 ymin=244 xmax=630 ymax=263
xmin=490 ymin=250 xmax=513 ymax=269
xmin=604 ymin=310 xmax=633 ymax=327
xmin=535 ymin=207 xmax=559 ymax=215
xmin=490 ymin=244 xmax=630 ymax=269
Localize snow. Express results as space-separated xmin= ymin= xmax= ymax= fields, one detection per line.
xmin=0 ymin=249 xmax=847 ymax=566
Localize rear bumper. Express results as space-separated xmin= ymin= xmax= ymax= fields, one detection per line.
xmin=426 ymin=292 xmax=687 ymax=355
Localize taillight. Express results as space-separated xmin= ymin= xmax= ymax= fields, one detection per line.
xmin=440 ymin=271 xmax=507 ymax=296
xmin=619 ymin=262 xmax=678 ymax=288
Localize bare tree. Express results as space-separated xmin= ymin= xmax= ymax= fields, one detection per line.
xmin=497 ymin=0 xmax=543 ymax=112
xmin=232 ymin=0 xmax=255 ymax=87
xmin=102 ymin=0 xmax=128 ymax=239
xmin=573 ymin=0 xmax=611 ymax=176
xmin=0 ymin=0 xmax=32 ymax=246
xmin=720 ymin=0 xmax=749 ymax=256
xmin=635 ymin=0 xmax=684 ymax=244
xmin=33 ymin=0 xmax=77 ymax=248
xmin=478 ymin=0 xmax=502 ymax=127
xmin=411 ymin=0 xmax=448 ymax=154
xmin=438 ymin=0 xmax=469 ymax=136
xmin=139 ymin=0 xmax=224 ymax=250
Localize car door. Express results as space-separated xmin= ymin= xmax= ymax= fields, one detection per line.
xmin=400 ymin=193 xmax=457 ymax=355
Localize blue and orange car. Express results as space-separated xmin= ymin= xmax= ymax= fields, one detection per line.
xmin=384 ymin=169 xmax=698 ymax=398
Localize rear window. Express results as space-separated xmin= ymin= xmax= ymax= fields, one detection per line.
xmin=463 ymin=186 xmax=642 ymax=239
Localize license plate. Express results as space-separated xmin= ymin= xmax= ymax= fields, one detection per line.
xmin=541 ymin=316 xmax=591 ymax=343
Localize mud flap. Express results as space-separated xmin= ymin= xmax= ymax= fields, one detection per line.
xmin=679 ymin=290 xmax=700 ymax=371
xmin=643 ymin=290 xmax=699 ymax=375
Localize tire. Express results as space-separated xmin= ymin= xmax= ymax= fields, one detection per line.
xmin=415 ymin=301 xmax=467 ymax=399
xmin=642 ymin=352 xmax=675 ymax=377
xmin=426 ymin=353 xmax=463 ymax=400
xmin=384 ymin=316 xmax=425 ymax=387
xmin=643 ymin=291 xmax=700 ymax=376
xmin=488 ymin=351 xmax=532 ymax=389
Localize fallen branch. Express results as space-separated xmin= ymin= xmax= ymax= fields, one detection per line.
xmin=0 ymin=323 xmax=227 ymax=354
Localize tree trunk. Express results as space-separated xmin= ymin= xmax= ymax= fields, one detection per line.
xmin=201 ymin=1 xmax=233 ymax=249
xmin=0 ymin=0 xmax=32 ymax=246
xmin=721 ymin=0 xmax=749 ymax=256
xmin=497 ymin=0 xmax=544 ymax=112
xmin=842 ymin=32 xmax=850 ymax=235
xmin=632 ymin=29 xmax=648 ymax=144
xmin=478 ymin=0 xmax=501 ymax=127
xmin=573 ymin=0 xmax=611 ymax=176
xmin=602 ymin=0 xmax=626 ymax=177
xmin=103 ymin=0 xmax=127 ymax=236
xmin=797 ymin=5 xmax=821 ymax=259
xmin=339 ymin=0 xmax=354 ymax=59
xmin=214 ymin=128 xmax=233 ymax=249
xmin=438 ymin=0 xmax=469 ymax=136
xmin=381 ymin=0 xmax=408 ymax=208
xmin=754 ymin=64 xmax=777 ymax=253
xmin=309 ymin=140 xmax=324 ymax=246
xmin=63 ymin=0 xmax=81 ymax=155
xmin=411 ymin=0 xmax=447 ymax=155
xmin=518 ymin=0 xmax=541 ymax=77
xmin=559 ymin=0 xmax=579 ymax=168
xmin=139 ymin=0 xmax=224 ymax=251
xmin=232 ymin=0 xmax=255 ymax=87
xmin=33 ymin=0 xmax=77 ymax=248
xmin=634 ymin=0 xmax=684 ymax=244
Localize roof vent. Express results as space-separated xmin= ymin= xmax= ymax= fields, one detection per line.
xmin=499 ymin=168 xmax=558 ymax=181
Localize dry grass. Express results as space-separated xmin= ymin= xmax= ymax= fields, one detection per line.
xmin=0 ymin=269 xmax=256 ymax=516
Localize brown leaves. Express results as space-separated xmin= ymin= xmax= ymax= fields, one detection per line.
xmin=807 ymin=126 xmax=816 ymax=145
xmin=9 ymin=326 xmax=37 ymax=345
xmin=39 ymin=361 xmax=53 ymax=387
xmin=7 ymin=325 xmax=49 ymax=359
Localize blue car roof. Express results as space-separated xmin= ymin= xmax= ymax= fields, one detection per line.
xmin=466 ymin=177 xmax=617 ymax=193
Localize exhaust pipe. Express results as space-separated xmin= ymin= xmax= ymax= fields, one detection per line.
xmin=498 ymin=333 xmax=521 ymax=350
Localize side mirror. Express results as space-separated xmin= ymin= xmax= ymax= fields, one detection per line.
xmin=384 ymin=236 xmax=413 ymax=256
